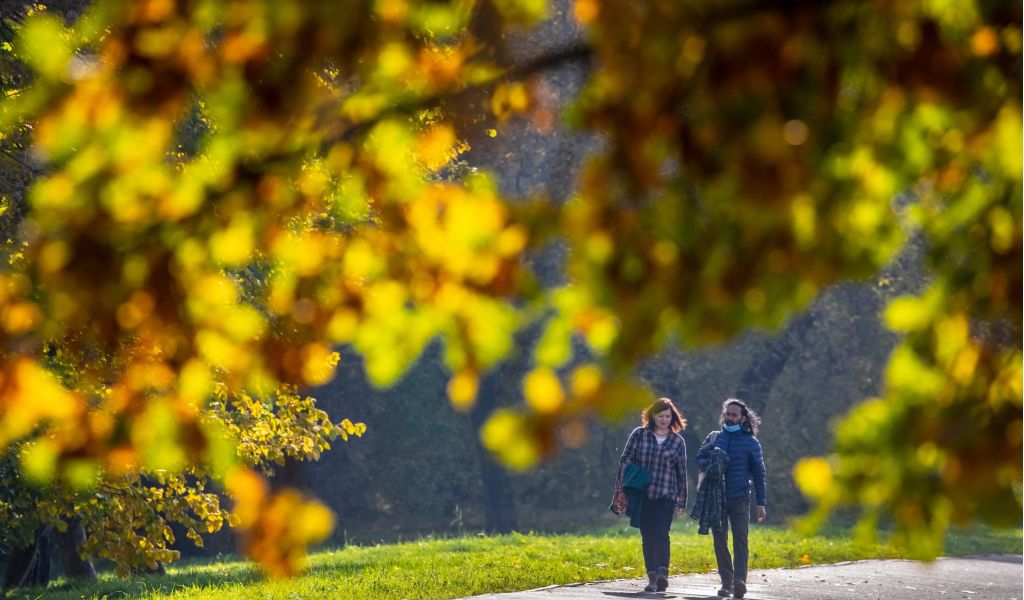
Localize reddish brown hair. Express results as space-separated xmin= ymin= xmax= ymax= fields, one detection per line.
xmin=642 ymin=397 xmax=686 ymax=432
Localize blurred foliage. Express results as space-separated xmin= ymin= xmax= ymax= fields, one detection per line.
xmin=572 ymin=0 xmax=1019 ymax=559
xmin=0 ymin=0 xmax=1018 ymax=572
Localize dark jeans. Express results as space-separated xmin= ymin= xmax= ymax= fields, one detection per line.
xmin=712 ymin=496 xmax=751 ymax=587
xmin=640 ymin=497 xmax=676 ymax=572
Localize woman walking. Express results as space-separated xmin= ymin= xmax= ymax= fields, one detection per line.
xmin=611 ymin=397 xmax=688 ymax=592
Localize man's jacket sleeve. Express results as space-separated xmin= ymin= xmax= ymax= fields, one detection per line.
xmin=750 ymin=436 xmax=767 ymax=507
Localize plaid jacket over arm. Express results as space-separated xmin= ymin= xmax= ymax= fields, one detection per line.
xmin=612 ymin=427 xmax=688 ymax=512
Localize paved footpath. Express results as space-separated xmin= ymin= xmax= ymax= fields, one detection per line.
xmin=461 ymin=555 xmax=1022 ymax=600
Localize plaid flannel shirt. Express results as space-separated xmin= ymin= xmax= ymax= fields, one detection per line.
xmin=612 ymin=426 xmax=688 ymax=511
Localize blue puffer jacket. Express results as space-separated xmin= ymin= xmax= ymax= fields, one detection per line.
xmin=697 ymin=428 xmax=767 ymax=506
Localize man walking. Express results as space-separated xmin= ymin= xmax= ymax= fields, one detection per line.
xmin=697 ymin=398 xmax=767 ymax=599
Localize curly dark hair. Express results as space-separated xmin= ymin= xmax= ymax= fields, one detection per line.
xmin=642 ymin=397 xmax=687 ymax=432
xmin=719 ymin=398 xmax=761 ymax=436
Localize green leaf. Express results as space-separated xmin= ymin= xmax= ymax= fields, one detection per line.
xmin=17 ymin=14 xmax=72 ymax=80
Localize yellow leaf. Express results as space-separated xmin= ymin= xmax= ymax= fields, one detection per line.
xmin=490 ymin=82 xmax=530 ymax=119
xmin=886 ymin=346 xmax=946 ymax=398
xmin=0 ymin=359 xmax=81 ymax=449
xmin=326 ymin=309 xmax=360 ymax=343
xmin=1 ymin=301 xmax=42 ymax=334
xmin=196 ymin=330 xmax=241 ymax=370
xmin=220 ymin=305 xmax=266 ymax=342
xmin=447 ymin=370 xmax=479 ymax=411
xmin=481 ymin=409 xmax=539 ymax=470
xmin=64 ymin=459 xmax=99 ymax=491
xmin=584 ymin=312 xmax=619 ymax=354
xmin=573 ymin=0 xmax=599 ymax=24
xmin=570 ymin=364 xmax=602 ymax=399
xmin=481 ymin=409 xmax=520 ymax=451
xmin=209 ymin=217 xmax=255 ymax=266
xmin=793 ymin=457 xmax=835 ymax=501
xmin=884 ymin=290 xmax=941 ymax=333
xmin=226 ymin=467 xmax=268 ymax=529
xmin=17 ymin=14 xmax=71 ymax=80
xmin=524 ymin=367 xmax=564 ymax=414
xmin=378 ymin=42 xmax=411 ymax=79
xmin=20 ymin=439 xmax=59 ymax=484
xmin=789 ymin=194 xmax=816 ymax=247
xmin=179 ymin=359 xmax=213 ymax=403
xmin=993 ymin=106 xmax=1022 ymax=180
xmin=535 ymin=318 xmax=571 ymax=367
xmin=970 ymin=27 xmax=1000 ymax=56
xmin=275 ymin=233 xmax=327 ymax=277
xmin=302 ymin=344 xmax=338 ymax=385
xmin=416 ymin=125 xmax=457 ymax=170
xmin=293 ymin=499 xmax=335 ymax=545
xmin=201 ymin=420 xmax=237 ymax=481
xmin=132 ymin=399 xmax=186 ymax=473
xmin=344 ymin=238 xmax=386 ymax=280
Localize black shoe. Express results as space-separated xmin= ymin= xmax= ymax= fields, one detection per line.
xmin=655 ymin=567 xmax=669 ymax=592
xmin=717 ymin=587 xmax=732 ymax=597
xmin=733 ymin=580 xmax=746 ymax=599
xmin=644 ymin=571 xmax=657 ymax=592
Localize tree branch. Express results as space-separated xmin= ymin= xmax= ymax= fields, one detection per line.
xmin=318 ymin=41 xmax=593 ymax=150
xmin=0 ymin=147 xmax=33 ymax=170
xmin=314 ymin=0 xmax=847 ymax=150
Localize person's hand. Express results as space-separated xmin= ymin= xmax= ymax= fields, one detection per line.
xmin=611 ymin=492 xmax=627 ymax=514
xmin=756 ymin=505 xmax=767 ymax=523
xmin=675 ymin=506 xmax=686 ymax=516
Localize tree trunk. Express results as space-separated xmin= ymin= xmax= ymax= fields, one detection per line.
xmin=470 ymin=372 xmax=519 ymax=534
xmin=3 ymin=526 xmax=50 ymax=590
xmin=51 ymin=518 xmax=96 ymax=581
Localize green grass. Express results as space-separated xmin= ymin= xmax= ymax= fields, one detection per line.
xmin=10 ymin=524 xmax=1020 ymax=600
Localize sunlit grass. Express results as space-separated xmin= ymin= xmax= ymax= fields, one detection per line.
xmin=17 ymin=524 xmax=1020 ymax=600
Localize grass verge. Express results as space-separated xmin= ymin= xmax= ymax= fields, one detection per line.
xmin=10 ymin=524 xmax=1019 ymax=599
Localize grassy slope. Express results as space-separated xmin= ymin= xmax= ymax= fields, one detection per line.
xmin=12 ymin=525 xmax=1020 ymax=600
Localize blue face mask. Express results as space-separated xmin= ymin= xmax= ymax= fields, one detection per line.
xmin=723 ymin=423 xmax=741 ymax=433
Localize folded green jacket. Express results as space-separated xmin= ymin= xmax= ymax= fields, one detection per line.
xmin=622 ymin=463 xmax=652 ymax=528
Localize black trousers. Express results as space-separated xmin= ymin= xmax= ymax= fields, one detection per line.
xmin=640 ymin=497 xmax=676 ymax=572
xmin=712 ymin=496 xmax=751 ymax=587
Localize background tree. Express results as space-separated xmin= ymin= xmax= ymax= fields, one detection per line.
xmin=0 ymin=0 xmax=1018 ymax=575
xmin=1 ymin=380 xmax=357 ymax=585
